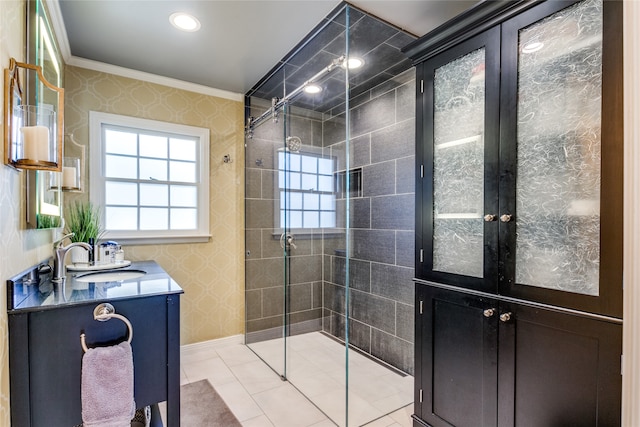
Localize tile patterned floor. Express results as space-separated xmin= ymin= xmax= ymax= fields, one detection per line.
xmin=175 ymin=332 xmax=414 ymax=427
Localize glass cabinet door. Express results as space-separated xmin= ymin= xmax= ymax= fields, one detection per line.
xmin=499 ymin=0 xmax=622 ymax=317
xmin=418 ymin=27 xmax=500 ymax=293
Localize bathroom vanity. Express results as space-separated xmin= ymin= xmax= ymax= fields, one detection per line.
xmin=7 ymin=260 xmax=183 ymax=427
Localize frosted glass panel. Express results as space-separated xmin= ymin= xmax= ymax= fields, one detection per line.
xmin=169 ymin=161 xmax=196 ymax=183
xmin=105 ymin=155 xmax=137 ymax=179
xmin=515 ymin=0 xmax=602 ymax=295
xmin=169 ymin=138 xmax=196 ymax=161
xmin=140 ymin=135 xmax=167 ymax=158
xmin=140 ymin=208 xmax=168 ymax=230
xmin=140 ymin=183 xmax=168 ymax=206
xmin=432 ymin=48 xmax=485 ymax=278
xmin=140 ymin=158 xmax=167 ymax=181
xmin=170 ymin=185 xmax=197 ymax=207
xmin=170 ymin=208 xmax=197 ymax=229
xmin=105 ymin=207 xmax=137 ymax=230
xmin=105 ymin=129 xmax=137 ymax=155
xmin=105 ymin=181 xmax=137 ymax=205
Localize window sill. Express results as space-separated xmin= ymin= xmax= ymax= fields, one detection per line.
xmin=101 ymin=234 xmax=211 ymax=246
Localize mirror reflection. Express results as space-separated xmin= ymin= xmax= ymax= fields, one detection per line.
xmin=27 ymin=0 xmax=64 ymax=229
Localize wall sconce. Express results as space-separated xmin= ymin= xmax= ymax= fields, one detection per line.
xmin=3 ymin=58 xmax=64 ymax=171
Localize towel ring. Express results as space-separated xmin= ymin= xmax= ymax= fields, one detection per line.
xmin=80 ymin=303 xmax=133 ymax=353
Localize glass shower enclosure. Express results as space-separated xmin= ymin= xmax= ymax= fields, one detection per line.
xmin=244 ymin=4 xmax=416 ymax=426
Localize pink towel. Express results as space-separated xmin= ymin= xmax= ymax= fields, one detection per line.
xmin=81 ymin=341 xmax=136 ymax=427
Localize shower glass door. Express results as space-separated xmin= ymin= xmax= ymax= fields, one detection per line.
xmin=245 ymin=4 xmax=415 ymax=425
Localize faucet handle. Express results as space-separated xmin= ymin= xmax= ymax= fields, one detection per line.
xmin=54 ymin=232 xmax=75 ymax=248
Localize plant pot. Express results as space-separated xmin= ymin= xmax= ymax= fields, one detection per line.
xmin=70 ymin=246 xmax=89 ymax=265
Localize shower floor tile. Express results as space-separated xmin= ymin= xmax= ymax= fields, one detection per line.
xmin=177 ymin=332 xmax=414 ymax=427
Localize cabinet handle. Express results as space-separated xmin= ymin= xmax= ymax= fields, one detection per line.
xmin=500 ymin=214 xmax=512 ymax=223
xmin=483 ymin=308 xmax=495 ymax=318
xmin=500 ymin=312 xmax=512 ymax=322
xmin=484 ymin=214 xmax=496 ymax=222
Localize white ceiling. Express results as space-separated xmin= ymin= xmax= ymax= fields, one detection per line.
xmin=52 ymin=1 xmax=479 ymax=98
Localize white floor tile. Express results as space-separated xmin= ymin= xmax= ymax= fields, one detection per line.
xmin=252 ymin=383 xmax=328 ymax=427
xmin=180 ymin=332 xmax=414 ymax=427
xmin=230 ymin=360 xmax=286 ymax=395
xmin=215 ymin=380 xmax=266 ymax=422
xmin=242 ymin=414 xmax=276 ymax=427
xmin=217 ymin=342 xmax=263 ymax=367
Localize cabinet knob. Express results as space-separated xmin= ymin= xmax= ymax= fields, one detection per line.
xmin=500 ymin=312 xmax=512 ymax=322
xmin=483 ymin=308 xmax=495 ymax=318
xmin=484 ymin=214 xmax=496 ymax=222
xmin=500 ymin=214 xmax=512 ymax=223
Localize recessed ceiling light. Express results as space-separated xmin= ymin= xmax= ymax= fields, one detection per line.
xmin=344 ymin=57 xmax=364 ymax=69
xmin=304 ymin=84 xmax=322 ymax=94
xmin=170 ymin=12 xmax=201 ymax=32
xmin=522 ymin=41 xmax=544 ymax=53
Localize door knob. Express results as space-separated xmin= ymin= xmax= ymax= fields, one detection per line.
xmin=500 ymin=312 xmax=512 ymax=322
xmin=500 ymin=214 xmax=512 ymax=223
xmin=483 ymin=308 xmax=495 ymax=318
xmin=484 ymin=214 xmax=496 ymax=222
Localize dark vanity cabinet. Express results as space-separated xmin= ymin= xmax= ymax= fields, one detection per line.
xmin=8 ymin=261 xmax=182 ymax=427
xmin=404 ymin=0 xmax=623 ymax=426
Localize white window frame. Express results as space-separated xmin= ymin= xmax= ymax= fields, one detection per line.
xmin=274 ymin=146 xmax=337 ymax=233
xmin=89 ymin=111 xmax=210 ymax=245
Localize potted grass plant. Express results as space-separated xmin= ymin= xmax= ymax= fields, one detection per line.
xmin=65 ymin=201 xmax=103 ymax=264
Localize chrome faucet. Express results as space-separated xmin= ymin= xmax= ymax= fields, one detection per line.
xmin=52 ymin=233 xmax=92 ymax=283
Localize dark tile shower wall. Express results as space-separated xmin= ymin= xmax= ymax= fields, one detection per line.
xmin=323 ymin=68 xmax=416 ymax=375
xmin=245 ymin=100 xmax=327 ymax=343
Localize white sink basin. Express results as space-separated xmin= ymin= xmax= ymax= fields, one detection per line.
xmin=74 ymin=269 xmax=146 ymax=283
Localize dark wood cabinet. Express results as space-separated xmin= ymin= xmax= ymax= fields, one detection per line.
xmin=404 ymin=0 xmax=623 ymax=426
xmin=7 ymin=262 xmax=182 ymax=427
xmin=415 ymin=284 xmax=622 ymax=427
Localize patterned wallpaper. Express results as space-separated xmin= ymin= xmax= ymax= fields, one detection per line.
xmin=63 ymin=65 xmax=246 ymax=346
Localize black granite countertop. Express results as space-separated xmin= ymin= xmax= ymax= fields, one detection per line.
xmin=8 ymin=260 xmax=183 ymax=313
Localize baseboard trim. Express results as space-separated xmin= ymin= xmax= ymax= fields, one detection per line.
xmin=181 ymin=334 xmax=244 ymax=358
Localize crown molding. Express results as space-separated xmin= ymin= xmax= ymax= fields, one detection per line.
xmin=46 ymin=0 xmax=243 ymax=102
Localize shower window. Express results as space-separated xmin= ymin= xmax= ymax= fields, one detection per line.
xmin=277 ymin=149 xmax=336 ymax=229
xmin=89 ymin=111 xmax=210 ymax=244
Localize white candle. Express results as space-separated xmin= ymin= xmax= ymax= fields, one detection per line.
xmin=62 ymin=166 xmax=78 ymax=188
xmin=21 ymin=125 xmax=50 ymax=162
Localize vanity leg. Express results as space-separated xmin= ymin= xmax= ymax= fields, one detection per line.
xmin=166 ymin=295 xmax=181 ymax=426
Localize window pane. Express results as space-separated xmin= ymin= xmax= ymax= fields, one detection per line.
xmin=170 ymin=161 xmax=196 ymax=183
xmin=105 ymin=129 xmax=137 ymax=155
xmin=320 ymin=194 xmax=335 ymax=210
xmin=301 ymin=173 xmax=317 ymax=191
xmin=170 ymin=208 xmax=197 ymax=229
xmin=140 ymin=134 xmax=167 ymax=159
xmin=140 ymin=158 xmax=167 ymax=181
xmin=170 ymin=138 xmax=196 ymax=161
xmin=320 ymin=212 xmax=335 ymax=228
xmin=278 ymin=152 xmax=286 ymax=171
xmin=140 ymin=208 xmax=168 ymax=230
xmin=105 ymin=181 xmax=138 ymax=205
xmin=279 ymin=171 xmax=285 ymax=189
xmin=303 ymin=211 xmax=319 ymax=228
xmin=303 ymin=193 xmax=319 ymax=210
xmin=287 ymin=192 xmax=302 ymax=210
xmin=301 ymin=156 xmax=317 ymax=173
xmin=171 ymin=185 xmax=197 ymax=207
xmin=318 ymin=158 xmax=333 ymax=175
xmin=288 ymin=172 xmax=301 ymax=190
xmin=288 ymin=153 xmax=301 ymax=171
xmin=288 ymin=211 xmax=302 ymax=228
xmin=140 ymin=183 xmax=168 ymax=206
xmin=105 ymin=155 xmax=137 ymax=179
xmin=105 ymin=206 xmax=137 ymax=230
xmin=318 ymin=175 xmax=333 ymax=192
